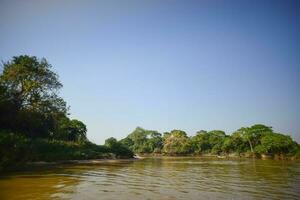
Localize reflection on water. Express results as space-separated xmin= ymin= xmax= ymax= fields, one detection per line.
xmin=0 ymin=157 xmax=299 ymax=200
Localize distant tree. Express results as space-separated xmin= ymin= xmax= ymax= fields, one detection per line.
xmin=236 ymin=124 xmax=273 ymax=153
xmin=221 ymin=136 xmax=234 ymax=154
xmin=254 ymin=132 xmax=296 ymax=155
xmin=190 ymin=130 xmax=225 ymax=154
xmin=118 ymin=124 xmax=299 ymax=157
xmin=121 ymin=127 xmax=163 ymax=153
xmin=208 ymin=130 xmax=226 ymax=154
xmin=162 ymin=131 xmax=171 ymax=142
xmin=120 ymin=137 xmax=134 ymax=147
xmin=190 ymin=130 xmax=210 ymax=153
xmin=163 ymin=130 xmax=191 ymax=154
xmin=147 ymin=131 xmax=163 ymax=153
xmin=226 ymin=132 xmax=248 ymax=154
xmin=105 ymin=137 xmax=134 ymax=158
xmin=105 ymin=137 xmax=118 ymax=148
xmin=170 ymin=130 xmax=187 ymax=138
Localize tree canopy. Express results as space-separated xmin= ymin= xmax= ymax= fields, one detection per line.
xmin=120 ymin=127 xmax=163 ymax=153
xmin=120 ymin=125 xmax=299 ymax=157
xmin=0 ymin=55 xmax=65 ymax=113
xmin=0 ymin=55 xmax=84 ymax=141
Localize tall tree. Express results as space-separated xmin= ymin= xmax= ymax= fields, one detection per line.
xmin=0 ymin=55 xmax=67 ymax=137
xmin=0 ymin=55 xmax=66 ymax=113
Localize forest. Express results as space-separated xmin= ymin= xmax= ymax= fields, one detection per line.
xmin=0 ymin=55 xmax=299 ymax=172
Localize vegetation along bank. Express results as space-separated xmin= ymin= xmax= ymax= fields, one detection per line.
xmin=1 ymin=55 xmax=299 ymax=172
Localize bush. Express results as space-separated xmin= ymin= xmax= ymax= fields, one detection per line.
xmin=0 ymin=131 xmax=30 ymax=171
xmin=0 ymin=131 xmax=133 ymax=172
xmin=254 ymin=133 xmax=297 ymax=155
xmin=105 ymin=137 xmax=134 ymax=158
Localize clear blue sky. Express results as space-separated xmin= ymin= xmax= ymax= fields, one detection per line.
xmin=1 ymin=0 xmax=300 ymax=144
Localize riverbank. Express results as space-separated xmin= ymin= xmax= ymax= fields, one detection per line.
xmin=0 ymin=132 xmax=134 ymax=173
xmin=135 ymin=153 xmax=300 ymax=160
xmin=27 ymin=158 xmax=138 ymax=166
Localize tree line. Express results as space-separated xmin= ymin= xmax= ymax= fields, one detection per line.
xmin=113 ymin=125 xmax=299 ymax=157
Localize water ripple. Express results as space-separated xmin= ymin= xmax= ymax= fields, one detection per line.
xmin=0 ymin=158 xmax=299 ymax=200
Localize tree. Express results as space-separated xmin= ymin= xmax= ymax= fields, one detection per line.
xmin=105 ymin=137 xmax=118 ymax=148
xmin=121 ymin=127 xmax=163 ymax=153
xmin=120 ymin=137 xmax=134 ymax=147
xmin=190 ymin=130 xmax=225 ymax=154
xmin=147 ymin=131 xmax=163 ymax=153
xmin=0 ymin=84 xmax=18 ymax=130
xmin=227 ymin=132 xmax=248 ymax=153
xmin=0 ymin=55 xmax=68 ymax=138
xmin=126 ymin=127 xmax=149 ymax=153
xmin=255 ymin=133 xmax=296 ymax=155
xmin=119 ymin=124 xmax=299 ymax=157
xmin=56 ymin=118 xmax=87 ymax=142
xmin=190 ymin=130 xmax=210 ymax=153
xmin=163 ymin=130 xmax=191 ymax=154
xmin=169 ymin=130 xmax=187 ymax=138
xmin=0 ymin=55 xmax=66 ymax=113
xmin=236 ymin=124 xmax=273 ymax=153
xmin=105 ymin=137 xmax=134 ymax=158
xmin=221 ymin=136 xmax=234 ymax=154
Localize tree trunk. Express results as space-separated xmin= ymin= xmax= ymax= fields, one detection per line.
xmin=248 ymin=139 xmax=254 ymax=157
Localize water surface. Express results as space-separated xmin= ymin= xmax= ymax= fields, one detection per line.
xmin=0 ymin=157 xmax=299 ymax=200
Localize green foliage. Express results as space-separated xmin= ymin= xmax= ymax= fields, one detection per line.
xmin=0 ymin=131 xmax=30 ymax=171
xmin=221 ymin=136 xmax=233 ymax=153
xmin=235 ymin=124 xmax=273 ymax=153
xmin=0 ymin=55 xmax=87 ymax=142
xmin=120 ymin=127 xmax=163 ymax=153
xmin=162 ymin=130 xmax=191 ymax=155
xmin=147 ymin=131 xmax=163 ymax=153
xmin=190 ymin=130 xmax=225 ymax=154
xmin=226 ymin=132 xmax=248 ymax=153
xmin=55 ymin=118 xmax=87 ymax=142
xmin=0 ymin=131 xmax=134 ymax=172
xmin=190 ymin=130 xmax=209 ymax=153
xmin=29 ymin=139 xmax=109 ymax=161
xmin=105 ymin=137 xmax=118 ymax=148
xmin=105 ymin=137 xmax=134 ymax=158
xmin=0 ymin=55 xmax=134 ymax=172
xmin=0 ymin=55 xmax=64 ymax=112
xmin=120 ymin=125 xmax=299 ymax=157
xmin=254 ymin=133 xmax=297 ymax=155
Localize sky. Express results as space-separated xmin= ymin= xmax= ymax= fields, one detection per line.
xmin=0 ymin=0 xmax=300 ymax=144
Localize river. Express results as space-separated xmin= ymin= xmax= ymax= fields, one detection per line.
xmin=0 ymin=157 xmax=299 ymax=200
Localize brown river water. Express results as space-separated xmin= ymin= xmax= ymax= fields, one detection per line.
xmin=0 ymin=157 xmax=299 ymax=200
